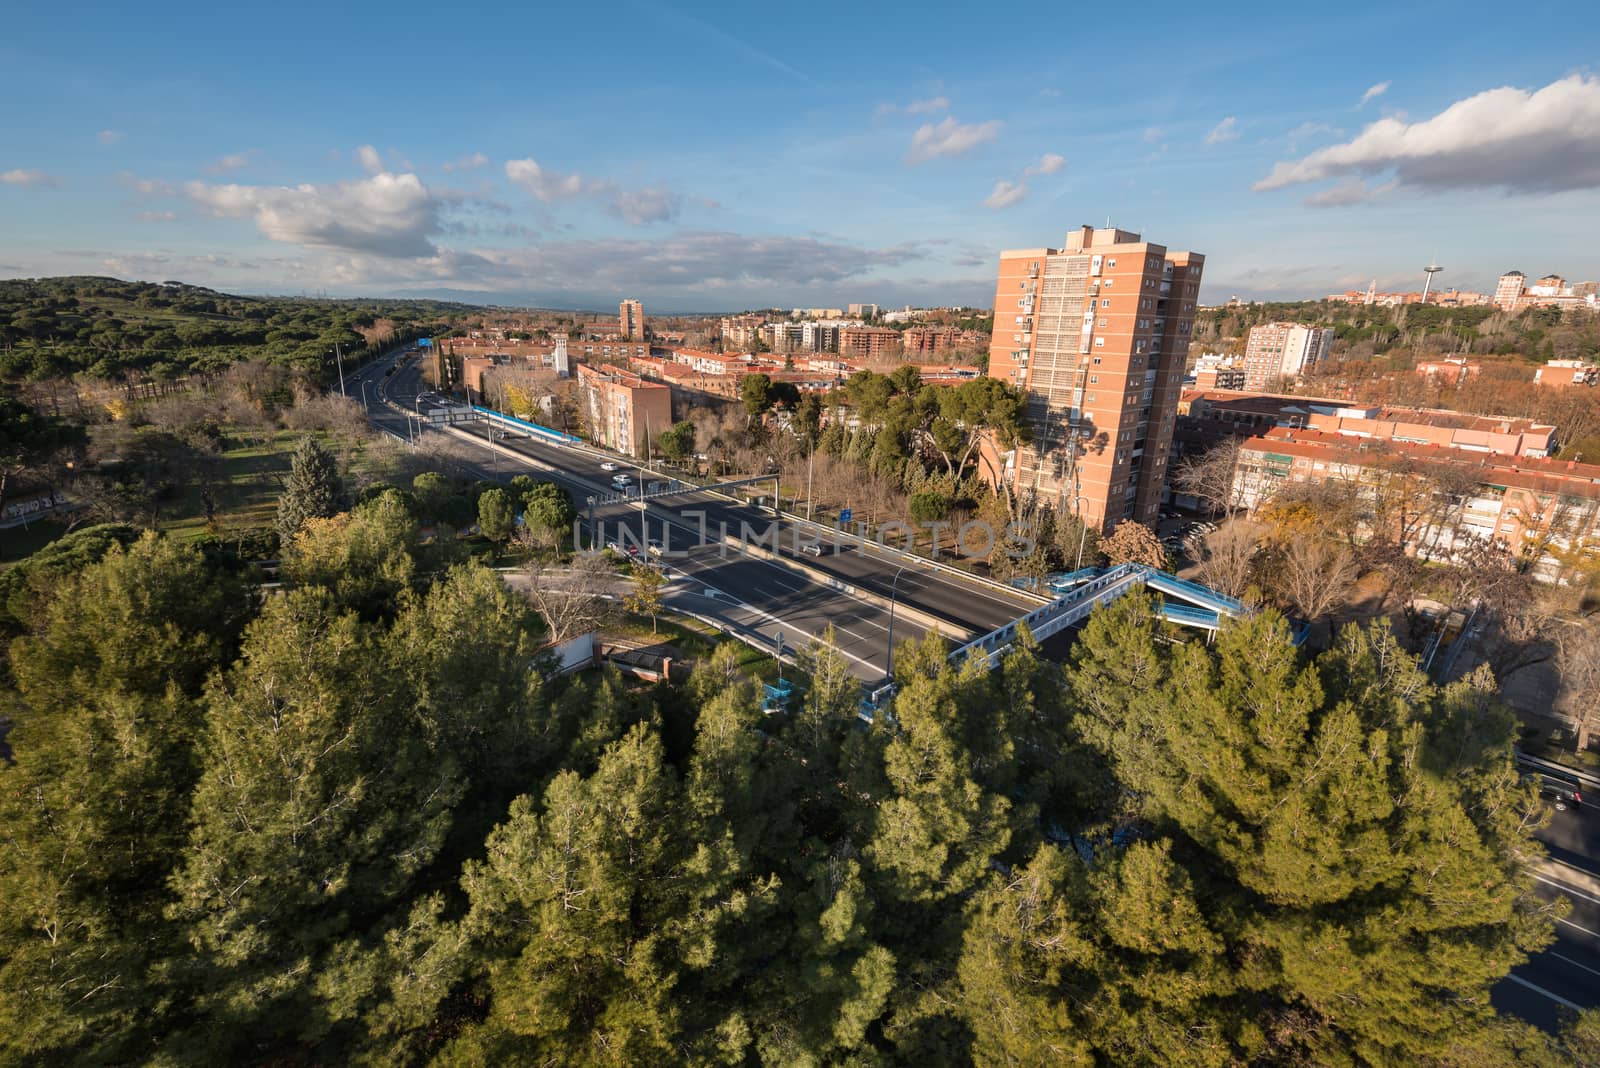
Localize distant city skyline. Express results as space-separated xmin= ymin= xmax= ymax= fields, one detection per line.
xmin=3 ymin=2 xmax=1599 ymax=309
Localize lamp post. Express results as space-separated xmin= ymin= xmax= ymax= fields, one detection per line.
xmin=334 ymin=342 xmax=346 ymax=397
xmin=884 ymin=564 xmax=908 ymax=683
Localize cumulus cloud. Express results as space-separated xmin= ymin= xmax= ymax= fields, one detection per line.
xmin=983 ymin=179 xmax=1028 ymax=210
xmin=504 ymin=158 xmax=591 ymax=201
xmin=442 ymin=151 xmax=490 ymax=172
xmin=97 ymin=129 xmax=124 ymax=146
xmin=205 ymin=151 xmax=253 ymax=175
xmin=356 ymin=144 xmax=384 ymax=175
xmin=1205 ymin=117 xmax=1239 ymax=145
xmin=182 ymin=172 xmax=440 ymax=258
xmin=1025 ymin=152 xmax=1065 ymax=176
xmin=906 ymin=117 xmax=1002 ymax=164
xmin=1256 ymin=75 xmax=1600 ymax=196
xmin=505 ymin=158 xmax=683 ymax=225
xmin=1359 ymin=81 xmax=1391 ymax=107
xmin=1 ymin=169 xmax=60 ymax=189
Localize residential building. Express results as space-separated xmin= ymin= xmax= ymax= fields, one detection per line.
xmin=1231 ymin=426 xmax=1600 ymax=579
xmin=1179 ymin=389 xmax=1556 ymax=458
xmin=1535 ymin=359 xmax=1600 ymax=387
xmin=986 ymin=224 xmax=1204 ymax=532
xmin=575 ymin=362 xmax=672 ymax=457
xmin=839 ymin=326 xmax=902 ymax=360
xmin=1241 ymin=322 xmax=1334 ymax=390
xmin=1192 ymin=354 xmax=1246 ymax=391
xmin=619 ymin=298 xmax=646 ymax=341
xmin=1493 ymin=271 xmax=1526 ymax=310
xmin=1415 ymin=357 xmax=1480 ymax=385
xmin=902 ymin=327 xmax=965 ymax=355
xmin=848 ymin=303 xmax=880 ymax=318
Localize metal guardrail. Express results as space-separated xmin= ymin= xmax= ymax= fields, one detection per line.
xmin=1516 ymin=750 xmax=1600 ymax=789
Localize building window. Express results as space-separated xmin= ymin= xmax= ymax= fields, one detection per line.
xmin=1107 ymin=258 xmax=1116 ymax=268
xmin=1092 ymin=357 xmax=1102 ymax=365
xmin=1101 ymin=298 xmax=1111 ymax=308
xmin=1089 ymin=375 xmax=1099 ymax=384
xmin=1094 ymin=337 xmax=1105 ymax=348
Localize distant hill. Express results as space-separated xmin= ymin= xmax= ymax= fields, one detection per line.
xmin=0 ymin=276 xmax=486 ymax=383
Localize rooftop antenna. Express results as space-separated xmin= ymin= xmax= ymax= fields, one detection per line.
xmin=1422 ymin=258 xmax=1443 ymax=303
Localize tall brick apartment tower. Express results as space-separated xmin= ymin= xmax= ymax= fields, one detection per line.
xmin=619 ymin=298 xmax=645 ymax=341
xmin=986 ymin=226 xmax=1203 ymax=533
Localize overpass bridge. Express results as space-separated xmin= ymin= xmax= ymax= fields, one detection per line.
xmin=948 ymin=563 xmax=1282 ymax=673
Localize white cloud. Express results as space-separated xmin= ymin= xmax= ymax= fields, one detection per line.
xmin=504 ymin=158 xmax=591 ymax=201
xmin=983 ymin=179 xmax=1028 ymax=210
xmin=1205 ymin=117 xmax=1239 ymax=145
xmin=182 ymin=172 xmax=440 ymax=258
xmin=204 ymin=151 xmax=253 ymax=175
xmin=1024 ymin=152 xmax=1066 ymax=176
xmin=1359 ymin=81 xmax=1391 ymax=107
xmin=1256 ymin=75 xmax=1600 ymax=196
xmin=905 ymin=96 xmax=949 ymax=115
xmin=97 ymin=129 xmax=124 ymax=146
xmin=905 ymin=116 xmax=1002 ymax=164
xmin=356 ymin=144 xmax=384 ymax=175
xmin=442 ymin=151 xmax=490 ymax=172
xmin=0 ymin=169 xmax=60 ymax=189
xmin=1142 ymin=126 xmax=1165 ymax=143
xmin=505 ymin=159 xmax=683 ymax=225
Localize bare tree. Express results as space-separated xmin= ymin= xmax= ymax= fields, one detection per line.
xmin=1277 ymin=536 xmax=1358 ymax=623
xmin=1173 ymin=438 xmax=1247 ymax=515
xmin=1190 ymin=519 xmax=1263 ymax=601
xmin=1554 ymin=616 xmax=1600 ymax=750
xmin=1102 ymin=521 xmax=1166 ymax=569
xmin=521 ymin=552 xmax=620 ymax=643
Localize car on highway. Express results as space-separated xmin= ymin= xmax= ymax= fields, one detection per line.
xmin=600 ymin=461 xmax=619 ymax=471
xmin=646 ymin=540 xmax=665 ymax=558
xmin=800 ymin=542 xmax=823 ymax=557
xmin=1532 ymin=772 xmax=1583 ymax=811
xmin=611 ymin=473 xmax=633 ymax=488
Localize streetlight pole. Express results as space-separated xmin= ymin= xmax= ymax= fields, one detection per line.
xmin=884 ymin=564 xmax=908 ymax=683
xmin=335 ymin=342 xmax=346 ymax=397
xmin=806 ymin=433 xmax=816 ymax=522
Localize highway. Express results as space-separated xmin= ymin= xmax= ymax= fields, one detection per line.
xmin=1494 ymin=801 xmax=1600 ymax=1034
xmin=346 ymin=348 xmax=1038 ymax=681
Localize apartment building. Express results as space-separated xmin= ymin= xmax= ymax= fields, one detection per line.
xmin=1192 ymin=354 xmax=1246 ymax=391
xmin=575 ymin=362 xmax=672 ymax=457
xmin=1180 ymin=390 xmax=1556 ymax=458
xmin=839 ymin=326 xmax=902 ymax=360
xmin=1232 ymin=427 xmax=1600 ymax=579
xmin=619 ymin=298 xmax=646 ymax=341
xmin=1241 ymin=322 xmax=1334 ymax=390
xmin=986 ymin=224 xmax=1203 ymax=532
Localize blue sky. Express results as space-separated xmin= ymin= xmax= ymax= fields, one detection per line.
xmin=2 ymin=1 xmax=1598 ymax=311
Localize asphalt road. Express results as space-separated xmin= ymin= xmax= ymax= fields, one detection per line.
xmin=1493 ymin=804 xmax=1600 ymax=1034
xmin=346 ymin=349 xmax=985 ymax=681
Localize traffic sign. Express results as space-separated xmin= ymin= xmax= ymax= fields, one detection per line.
xmin=839 ymin=507 xmax=852 ymax=524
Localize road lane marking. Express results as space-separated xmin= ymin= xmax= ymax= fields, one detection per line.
xmin=1558 ymin=918 xmax=1600 ymax=940
xmin=1534 ymin=874 xmax=1600 ymax=907
xmin=1548 ymin=952 xmax=1600 ymax=980
xmin=1504 ymin=973 xmax=1584 ymax=1011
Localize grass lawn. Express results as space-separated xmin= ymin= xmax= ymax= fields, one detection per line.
xmin=612 ymin=611 xmax=782 ymax=681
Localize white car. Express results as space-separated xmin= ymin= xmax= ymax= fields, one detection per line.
xmin=600 ymin=461 xmax=619 ymax=471
xmin=612 ymin=473 xmax=633 ymax=488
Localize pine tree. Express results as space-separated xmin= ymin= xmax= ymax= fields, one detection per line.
xmin=0 ymin=534 xmax=250 ymax=1062
xmin=276 ymin=435 xmax=345 ymax=545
